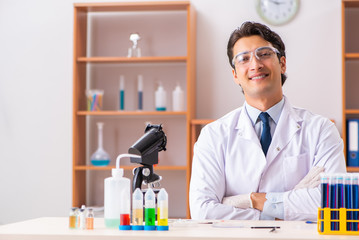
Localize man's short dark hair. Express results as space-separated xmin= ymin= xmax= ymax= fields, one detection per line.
xmin=227 ymin=21 xmax=287 ymax=85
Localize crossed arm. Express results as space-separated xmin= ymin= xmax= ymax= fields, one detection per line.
xmin=222 ymin=166 xmax=325 ymax=217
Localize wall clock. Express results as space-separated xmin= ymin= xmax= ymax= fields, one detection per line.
xmin=256 ymin=0 xmax=300 ymax=26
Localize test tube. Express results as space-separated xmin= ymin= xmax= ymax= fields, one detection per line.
xmin=345 ymin=174 xmax=353 ymax=231
xmin=157 ymin=188 xmax=169 ymax=231
xmin=138 ymin=75 xmax=143 ymax=111
xmin=352 ymin=174 xmax=359 ymax=231
xmin=144 ymin=188 xmax=156 ymax=231
xmin=119 ymin=75 xmax=125 ymax=111
xmin=69 ymin=207 xmax=78 ymax=229
xmin=119 ymin=189 xmax=131 ymax=231
xmin=336 ymin=174 xmax=345 ymax=231
xmin=321 ymin=173 xmax=329 ymax=208
xmin=320 ymin=173 xmax=329 ymax=232
xmin=337 ymin=174 xmax=345 ymax=209
xmin=132 ymin=188 xmax=144 ymax=231
xmin=329 ymin=174 xmax=337 ymax=230
xmin=86 ymin=208 xmax=94 ymax=230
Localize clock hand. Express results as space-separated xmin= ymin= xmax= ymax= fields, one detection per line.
xmin=269 ymin=0 xmax=286 ymax=5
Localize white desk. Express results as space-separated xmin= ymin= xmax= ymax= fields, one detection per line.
xmin=0 ymin=217 xmax=358 ymax=240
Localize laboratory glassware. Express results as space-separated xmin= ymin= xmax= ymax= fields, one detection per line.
xmin=127 ymin=33 xmax=141 ymax=57
xmin=132 ymin=188 xmax=144 ymax=230
xmin=69 ymin=207 xmax=78 ymax=229
xmin=144 ymin=188 xmax=156 ymax=231
xmin=157 ymin=188 xmax=169 ymax=231
xmin=86 ymin=208 xmax=94 ymax=230
xmin=90 ymin=122 xmax=111 ymax=166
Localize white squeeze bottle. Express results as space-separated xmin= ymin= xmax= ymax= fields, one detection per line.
xmin=155 ymin=82 xmax=167 ymax=111
xmin=104 ymin=168 xmax=130 ymax=228
xmin=172 ymin=83 xmax=185 ymax=111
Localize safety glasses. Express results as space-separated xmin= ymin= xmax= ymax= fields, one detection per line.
xmin=232 ymin=46 xmax=280 ymax=68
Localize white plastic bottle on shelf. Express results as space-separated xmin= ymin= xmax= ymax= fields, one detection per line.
xmin=155 ymin=82 xmax=167 ymax=111
xmin=172 ymin=83 xmax=185 ymax=112
xmin=104 ymin=168 xmax=131 ymax=228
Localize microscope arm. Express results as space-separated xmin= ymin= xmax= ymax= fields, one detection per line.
xmin=132 ymin=167 xmax=144 ymax=190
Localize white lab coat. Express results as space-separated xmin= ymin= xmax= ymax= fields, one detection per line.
xmin=189 ymin=97 xmax=346 ymax=221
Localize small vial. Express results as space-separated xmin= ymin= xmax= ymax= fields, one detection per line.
xmin=157 ymin=188 xmax=169 ymax=231
xmin=69 ymin=207 xmax=78 ymax=229
xmin=144 ymin=188 xmax=156 ymax=231
xmin=86 ymin=208 xmax=94 ymax=230
xmin=79 ymin=205 xmax=86 ymax=230
xmin=132 ymin=188 xmax=144 ymax=230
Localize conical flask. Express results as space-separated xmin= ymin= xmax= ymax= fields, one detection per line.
xmin=90 ymin=122 xmax=111 ymax=166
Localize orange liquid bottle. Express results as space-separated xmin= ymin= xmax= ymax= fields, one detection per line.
xmin=86 ymin=208 xmax=94 ymax=230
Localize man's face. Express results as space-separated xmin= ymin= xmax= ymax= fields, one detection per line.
xmin=232 ymin=35 xmax=286 ymax=102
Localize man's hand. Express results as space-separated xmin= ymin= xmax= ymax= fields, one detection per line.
xmin=294 ymin=166 xmax=324 ymax=190
xmin=250 ymin=192 xmax=267 ymax=211
xmin=222 ymin=193 xmax=253 ymax=209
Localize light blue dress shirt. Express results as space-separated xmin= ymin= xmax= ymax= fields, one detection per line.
xmin=244 ymin=98 xmax=285 ymax=220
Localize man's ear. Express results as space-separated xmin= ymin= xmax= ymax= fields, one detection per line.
xmin=280 ymin=56 xmax=286 ymax=74
xmin=232 ymin=68 xmax=241 ymax=85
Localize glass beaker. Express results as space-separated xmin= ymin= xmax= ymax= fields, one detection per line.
xmin=90 ymin=122 xmax=111 ymax=166
xmin=86 ymin=89 xmax=104 ymax=111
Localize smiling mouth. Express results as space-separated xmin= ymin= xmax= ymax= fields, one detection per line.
xmin=249 ymin=74 xmax=268 ymax=80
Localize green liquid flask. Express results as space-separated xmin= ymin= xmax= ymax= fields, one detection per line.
xmin=144 ymin=188 xmax=156 ymax=231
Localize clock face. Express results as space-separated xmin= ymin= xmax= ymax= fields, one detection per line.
xmin=257 ymin=0 xmax=300 ymax=26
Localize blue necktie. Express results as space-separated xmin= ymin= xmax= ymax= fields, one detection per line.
xmin=259 ymin=112 xmax=271 ymax=156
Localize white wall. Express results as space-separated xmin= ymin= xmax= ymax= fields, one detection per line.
xmin=194 ymin=0 xmax=342 ymax=125
xmin=0 ymin=0 xmax=342 ymax=224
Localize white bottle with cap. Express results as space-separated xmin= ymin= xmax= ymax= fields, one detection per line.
xmin=104 ymin=168 xmax=130 ymax=228
xmin=155 ymin=82 xmax=167 ymax=111
xmin=172 ymin=83 xmax=185 ymax=111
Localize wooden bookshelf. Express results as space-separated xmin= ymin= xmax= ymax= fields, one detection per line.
xmin=72 ymin=1 xmax=196 ymax=218
xmin=342 ymin=0 xmax=359 ymax=171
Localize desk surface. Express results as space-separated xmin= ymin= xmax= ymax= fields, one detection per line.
xmin=0 ymin=217 xmax=358 ymax=240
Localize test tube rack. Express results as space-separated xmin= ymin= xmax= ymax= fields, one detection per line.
xmin=318 ymin=208 xmax=359 ymax=235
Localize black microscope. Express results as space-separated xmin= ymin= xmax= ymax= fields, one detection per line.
xmin=128 ymin=124 xmax=167 ymax=192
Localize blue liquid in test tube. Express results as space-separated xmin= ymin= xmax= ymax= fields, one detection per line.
xmin=119 ymin=75 xmax=125 ymax=110
xmin=329 ymin=174 xmax=338 ymax=231
xmin=345 ymin=174 xmax=352 ymax=231
xmin=137 ymin=75 xmax=143 ymax=111
xmin=336 ymin=175 xmax=345 ymax=231
xmin=320 ymin=173 xmax=329 ymax=233
xmin=353 ymin=174 xmax=359 ymax=231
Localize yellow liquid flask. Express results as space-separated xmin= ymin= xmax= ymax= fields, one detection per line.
xmin=132 ymin=188 xmax=144 ymax=230
xmin=157 ymin=188 xmax=169 ymax=231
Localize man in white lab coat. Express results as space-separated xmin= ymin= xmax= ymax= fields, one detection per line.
xmin=189 ymin=22 xmax=346 ymax=221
